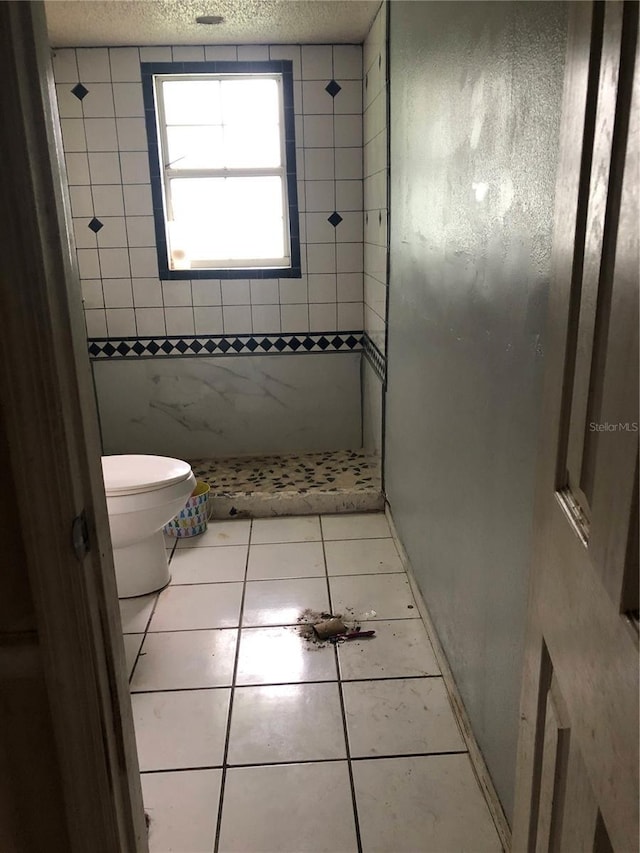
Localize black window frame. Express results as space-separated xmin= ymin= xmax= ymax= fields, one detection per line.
xmin=141 ymin=59 xmax=301 ymax=280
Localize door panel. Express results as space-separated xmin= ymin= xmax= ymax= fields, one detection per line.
xmin=513 ymin=2 xmax=639 ymax=851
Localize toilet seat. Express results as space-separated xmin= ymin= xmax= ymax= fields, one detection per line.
xmin=102 ymin=454 xmax=193 ymax=496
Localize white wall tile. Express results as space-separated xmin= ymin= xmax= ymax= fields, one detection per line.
xmin=279 ymin=278 xmax=308 ymax=304
xmin=194 ymin=307 xmax=224 ymax=334
xmin=336 ymin=211 xmax=363 ymax=243
xmin=123 ymin=184 xmax=153 ymax=216
xmin=56 ymin=84 xmax=83 ymax=118
xmin=307 ymin=243 xmax=336 ymax=274
xmin=223 ymin=305 xmax=252 ymax=333
xmin=65 ymin=152 xmax=90 ymax=185
xmin=334 ymin=115 xmax=362 ymax=147
xmin=250 ymin=280 xmax=279 ymax=305
xmin=132 ymin=277 xmax=163 ymax=307
xmin=85 ymin=308 xmax=107 ymax=336
xmin=165 ymin=307 xmax=195 ymax=335
xmin=82 ymin=83 xmax=115 ymax=117
xmin=303 ymin=115 xmax=334 ymax=148
xmin=304 ymin=148 xmax=334 ymax=181
xmin=52 ymin=49 xmax=79 ymax=83
xmin=305 ymin=181 xmax=335 ymax=213
xmin=113 ymin=83 xmax=145 ymax=117
xmin=308 ymin=274 xmax=337 ymax=303
xmin=69 ymin=185 xmax=93 ymax=217
xmin=269 ymin=45 xmax=301 ymax=80
xmin=192 ymin=280 xmax=222 ymax=306
xmin=120 ymin=152 xmax=151 ymax=184
xmin=85 ymin=118 xmax=118 ymax=151
xmin=99 ymin=248 xmax=131 ymax=278
xmin=172 ymin=46 xmax=205 ymax=61
xmin=309 ymin=302 xmax=336 ymax=332
xmin=221 ymin=280 xmax=250 ymax=305
xmin=136 ymin=307 xmax=166 ymax=336
xmin=103 ymin=278 xmax=134 ymax=308
xmin=293 ymin=82 xmax=303 ymax=115
xmin=334 ymin=80 xmax=362 ymax=115
xmin=336 ymin=243 xmax=363 ymax=273
xmin=301 ymin=46 xmax=333 ymax=80
xmin=336 ymin=180 xmax=363 ymax=212
xmin=302 ymin=81 xmax=333 ymax=115
xmin=251 ymin=304 xmax=281 ymax=333
xmin=60 ymin=119 xmax=86 ymax=152
xmin=81 ymin=279 xmax=104 ymax=309
xmin=93 ymin=185 xmax=125 ymax=216
xmin=116 ymin=117 xmax=148 ymax=150
xmin=140 ymin=46 xmax=172 ymax=62
xmin=280 ymin=304 xmax=309 ymax=332
xmin=106 ymin=308 xmax=137 ymax=337
xmin=74 ymin=219 xmax=97 ymax=249
xmin=77 ymin=248 xmax=100 ymax=278
xmin=204 ymin=45 xmax=238 ymax=61
xmin=337 ymin=301 xmax=363 ymax=330
xmin=337 ymin=273 xmax=363 ymax=302
xmin=333 ymin=45 xmax=362 ymax=81
xmin=88 ymin=152 xmax=121 ymax=184
xmin=130 ymin=248 xmax=158 ymax=277
xmin=238 ymin=45 xmax=269 ymax=61
xmin=77 ymin=48 xmax=111 ymax=82
xmin=109 ymin=47 xmax=141 ymax=82
xmin=306 ymin=212 xmax=336 ymax=243
xmin=162 ymin=280 xmax=193 ymax=307
xmin=96 ymin=217 xmax=128 ymax=248
xmin=126 ymin=216 xmax=156 ymax=247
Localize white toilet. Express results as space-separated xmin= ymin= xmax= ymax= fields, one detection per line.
xmin=102 ymin=454 xmax=196 ymax=598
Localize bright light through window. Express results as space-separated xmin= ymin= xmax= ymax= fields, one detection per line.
xmin=151 ymin=70 xmax=295 ymax=273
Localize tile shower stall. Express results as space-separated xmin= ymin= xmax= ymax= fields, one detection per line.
xmin=53 ymin=35 xmax=388 ymax=470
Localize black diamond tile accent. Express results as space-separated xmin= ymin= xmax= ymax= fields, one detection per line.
xmin=219 ymin=339 xmax=231 ymax=352
xmin=317 ymin=336 xmax=330 ymax=350
xmin=332 ymin=336 xmax=344 ymax=348
xmin=289 ymin=337 xmax=302 ymax=351
xmin=175 ymin=339 xmax=189 ymax=354
xmin=88 ymin=343 xmax=100 ymax=356
xmin=259 ymin=338 xmax=273 ymax=351
xmin=160 ymin=341 xmax=173 ymax=354
xmin=246 ymin=338 xmax=259 ymax=352
xmin=345 ymin=335 xmax=358 ymax=349
xmin=132 ymin=341 xmax=145 ymax=355
xmin=116 ymin=342 xmax=131 ymax=355
xmin=274 ymin=337 xmax=287 ymax=352
xmin=147 ymin=341 xmax=160 ymax=355
xmin=103 ymin=343 xmax=116 ymax=357
xmin=71 ymin=83 xmax=89 ymax=101
xmin=204 ymin=340 xmax=217 ymax=352
xmin=88 ymin=217 xmax=103 ymax=233
xmin=190 ymin=340 xmax=203 ymax=353
xmin=328 ymin=211 xmax=343 ymax=228
xmin=231 ymin=338 xmax=244 ymax=352
xmin=302 ymin=338 xmax=315 ymax=351
xmin=325 ymin=79 xmax=342 ymax=97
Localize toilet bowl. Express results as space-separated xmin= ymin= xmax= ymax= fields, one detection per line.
xmin=102 ymin=454 xmax=196 ymax=598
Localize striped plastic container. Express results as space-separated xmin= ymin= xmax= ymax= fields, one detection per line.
xmin=163 ymin=480 xmax=210 ymax=538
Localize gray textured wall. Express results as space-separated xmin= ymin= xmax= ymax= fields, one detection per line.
xmin=385 ymin=1 xmax=567 ymax=821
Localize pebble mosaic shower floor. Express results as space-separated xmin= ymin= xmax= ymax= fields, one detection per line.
xmin=189 ymin=449 xmax=383 ymax=519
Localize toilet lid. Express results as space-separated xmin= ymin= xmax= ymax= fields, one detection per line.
xmin=102 ymin=454 xmax=193 ymax=496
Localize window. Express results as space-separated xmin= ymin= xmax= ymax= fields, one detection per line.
xmin=141 ymin=61 xmax=300 ymax=279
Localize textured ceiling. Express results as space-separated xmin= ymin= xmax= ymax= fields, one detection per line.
xmin=45 ymin=0 xmax=380 ymax=47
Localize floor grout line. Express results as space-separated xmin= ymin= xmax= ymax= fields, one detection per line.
xmin=129 ymin=673 xmax=445 ymax=694
xmin=321 ymin=527 xmax=364 ymax=853
xmin=213 ymin=516 xmax=253 ymax=853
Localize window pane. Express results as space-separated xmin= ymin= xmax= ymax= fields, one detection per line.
xmin=169 ymin=177 xmax=285 ymax=263
xmin=223 ymin=124 xmax=281 ymax=168
xmin=221 ymin=79 xmax=280 ymax=127
xmin=166 ymin=126 xmax=224 ymax=169
xmin=162 ymin=80 xmax=221 ymax=125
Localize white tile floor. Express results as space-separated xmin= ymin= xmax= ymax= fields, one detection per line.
xmin=121 ymin=513 xmax=504 ymax=853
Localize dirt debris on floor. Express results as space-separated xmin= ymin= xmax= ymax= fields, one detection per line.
xmin=297 ymin=608 xmax=376 ymax=647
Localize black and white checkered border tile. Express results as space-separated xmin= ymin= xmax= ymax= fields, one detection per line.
xmin=87 ymin=332 xmax=364 ymax=359
xmin=363 ymin=333 xmax=386 ymax=383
